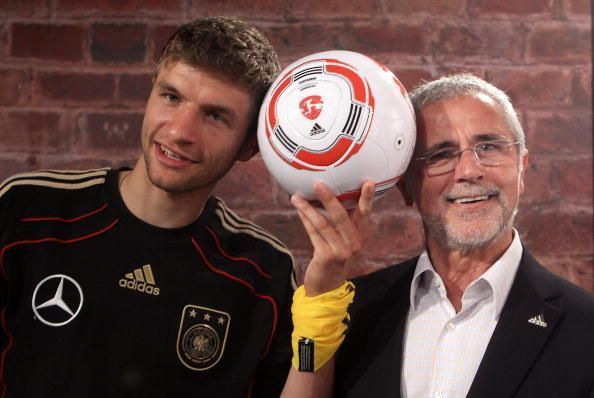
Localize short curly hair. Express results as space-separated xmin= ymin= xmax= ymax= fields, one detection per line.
xmin=157 ymin=16 xmax=280 ymax=107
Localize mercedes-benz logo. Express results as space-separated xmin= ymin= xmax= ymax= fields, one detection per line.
xmin=31 ymin=274 xmax=84 ymax=327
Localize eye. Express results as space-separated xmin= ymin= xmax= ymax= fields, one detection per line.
xmin=208 ymin=111 xmax=222 ymax=121
xmin=476 ymin=141 xmax=503 ymax=153
xmin=427 ymin=148 xmax=458 ymax=163
xmin=206 ymin=111 xmax=229 ymax=127
xmin=162 ymin=93 xmax=180 ymax=103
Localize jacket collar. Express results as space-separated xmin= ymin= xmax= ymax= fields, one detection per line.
xmin=467 ymin=248 xmax=563 ymax=397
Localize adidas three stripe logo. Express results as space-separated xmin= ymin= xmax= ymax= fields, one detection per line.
xmin=309 ymin=123 xmax=326 ymax=136
xmin=118 ymin=264 xmax=160 ymax=296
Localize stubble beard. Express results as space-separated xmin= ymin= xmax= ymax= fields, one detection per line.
xmin=143 ymin=146 xmax=219 ymax=195
xmin=421 ymin=190 xmax=518 ymax=255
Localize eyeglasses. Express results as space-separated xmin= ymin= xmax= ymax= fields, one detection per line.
xmin=415 ymin=139 xmax=521 ymax=176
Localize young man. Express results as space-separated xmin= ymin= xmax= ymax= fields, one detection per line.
xmin=0 ymin=17 xmax=372 ymax=397
xmin=333 ymin=74 xmax=594 ymax=397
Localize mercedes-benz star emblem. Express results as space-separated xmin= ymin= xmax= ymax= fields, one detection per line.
xmin=31 ymin=274 xmax=84 ymax=327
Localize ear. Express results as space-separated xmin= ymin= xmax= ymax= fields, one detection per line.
xmin=236 ymin=134 xmax=259 ymax=162
xmin=518 ymin=150 xmax=529 ymax=194
xmin=397 ymin=176 xmax=415 ymax=207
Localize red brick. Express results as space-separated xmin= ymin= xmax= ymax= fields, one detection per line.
xmin=535 ymin=253 xmax=594 ymax=292
xmin=471 ymin=0 xmax=551 ymax=15
xmin=525 ymin=111 xmax=592 ymax=155
xmin=91 ymin=24 xmax=146 ymax=64
xmin=367 ymin=212 xmax=424 ymax=262
xmin=289 ymin=0 xmax=376 ymax=18
xmin=384 ymin=0 xmax=465 ymax=15
xmin=150 ymin=25 xmax=178 ymax=62
xmin=289 ymin=252 xmax=311 ymax=286
xmin=188 ymin=0 xmax=284 ymax=18
xmin=74 ymin=112 xmax=143 ymax=154
xmin=572 ymin=69 xmax=592 ymax=108
xmin=0 ymin=68 xmax=32 ymax=105
xmin=435 ymin=66 xmax=486 ymax=80
xmin=487 ymin=69 xmax=573 ymax=108
xmin=520 ymin=158 xmax=557 ymax=206
xmin=0 ymin=154 xmax=41 ymax=181
xmin=0 ymin=111 xmax=64 ymax=153
xmin=568 ymin=256 xmax=594 ymax=293
xmin=390 ymin=68 xmax=433 ymax=93
xmin=55 ymin=0 xmax=183 ymax=15
xmin=0 ymin=23 xmax=5 ymax=53
xmin=253 ymin=212 xmax=312 ymax=252
xmin=532 ymin=252 xmax=573 ymax=283
xmin=10 ymin=23 xmax=84 ymax=62
xmin=37 ymin=72 xmax=115 ymax=103
xmin=435 ymin=23 xmax=524 ymax=60
xmin=40 ymin=155 xmax=136 ymax=172
xmin=264 ymin=23 xmax=428 ymax=56
xmin=517 ymin=208 xmax=593 ymax=254
xmin=357 ymin=24 xmax=427 ymax=54
xmin=565 ymin=0 xmax=591 ymax=15
xmin=119 ymin=73 xmax=153 ymax=103
xmin=552 ymin=158 xmax=593 ymax=205
xmin=435 ymin=26 xmax=482 ymax=55
xmin=0 ymin=0 xmax=49 ymax=17
xmin=214 ymin=157 xmax=278 ymax=208
xmin=271 ymin=178 xmax=298 ymax=209
xmin=527 ymin=24 xmax=590 ymax=64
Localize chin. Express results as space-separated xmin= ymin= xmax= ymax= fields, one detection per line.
xmin=445 ymin=226 xmax=503 ymax=253
xmin=424 ymin=212 xmax=508 ymax=254
xmin=146 ymin=169 xmax=192 ymax=194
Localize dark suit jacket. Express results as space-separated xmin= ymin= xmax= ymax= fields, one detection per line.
xmin=335 ymin=249 xmax=594 ymax=397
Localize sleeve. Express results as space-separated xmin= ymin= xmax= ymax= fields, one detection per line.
xmin=250 ymin=257 xmax=294 ymax=398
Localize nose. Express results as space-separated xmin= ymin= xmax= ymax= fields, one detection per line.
xmin=452 ymin=147 xmax=484 ymax=182
xmin=167 ymin=105 xmax=199 ymax=145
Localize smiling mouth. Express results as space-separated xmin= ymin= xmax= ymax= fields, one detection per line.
xmin=451 ymin=195 xmax=491 ymax=204
xmin=159 ymin=143 xmax=195 ymax=163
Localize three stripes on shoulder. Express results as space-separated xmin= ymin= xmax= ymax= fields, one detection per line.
xmin=0 ymin=168 xmax=109 ymax=200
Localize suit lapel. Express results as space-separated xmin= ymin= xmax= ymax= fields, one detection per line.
xmin=337 ymin=260 xmax=415 ymax=397
xmin=468 ymin=250 xmax=563 ymax=397
xmin=369 ymin=275 xmax=411 ymax=396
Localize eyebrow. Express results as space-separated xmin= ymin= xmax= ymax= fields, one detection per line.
xmin=156 ymin=81 xmax=237 ymax=123
xmin=156 ymin=81 xmax=181 ymax=95
xmin=422 ymin=132 xmax=511 ymax=153
xmin=474 ymin=133 xmax=509 ymax=142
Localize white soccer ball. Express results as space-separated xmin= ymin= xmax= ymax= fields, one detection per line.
xmin=257 ymin=50 xmax=416 ymax=208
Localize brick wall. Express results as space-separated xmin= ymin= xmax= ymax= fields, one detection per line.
xmin=1 ymin=0 xmax=592 ymax=291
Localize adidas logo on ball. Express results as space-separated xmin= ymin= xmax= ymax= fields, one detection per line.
xmin=310 ymin=123 xmax=326 ymax=136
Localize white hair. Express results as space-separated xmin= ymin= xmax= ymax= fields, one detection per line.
xmin=408 ymin=73 xmax=527 ymax=154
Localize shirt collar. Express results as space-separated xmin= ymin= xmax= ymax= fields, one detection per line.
xmin=409 ymin=229 xmax=523 ymax=319
xmin=478 ymin=229 xmax=523 ymax=318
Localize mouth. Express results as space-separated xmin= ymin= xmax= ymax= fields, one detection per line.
xmin=156 ymin=143 xmax=195 ymax=164
xmin=445 ymin=186 xmax=498 ymax=205
xmin=450 ymin=195 xmax=491 ymax=204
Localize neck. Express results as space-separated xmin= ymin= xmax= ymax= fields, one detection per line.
xmin=119 ymin=159 xmax=209 ymax=228
xmin=426 ymin=230 xmax=513 ymax=312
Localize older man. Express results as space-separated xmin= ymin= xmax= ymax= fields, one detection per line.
xmin=334 ymin=74 xmax=594 ymax=398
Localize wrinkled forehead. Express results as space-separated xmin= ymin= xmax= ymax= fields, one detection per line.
xmin=416 ymin=93 xmax=512 ymax=150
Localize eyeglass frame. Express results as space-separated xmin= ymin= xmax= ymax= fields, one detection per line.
xmin=414 ymin=138 xmax=522 ymax=176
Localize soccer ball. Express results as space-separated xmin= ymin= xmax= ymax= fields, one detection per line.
xmin=257 ymin=50 xmax=416 ymax=208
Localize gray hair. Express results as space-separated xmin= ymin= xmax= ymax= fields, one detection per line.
xmin=408 ymin=73 xmax=526 ymax=153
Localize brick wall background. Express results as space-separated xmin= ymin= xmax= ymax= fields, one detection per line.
xmin=1 ymin=0 xmax=592 ymax=291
